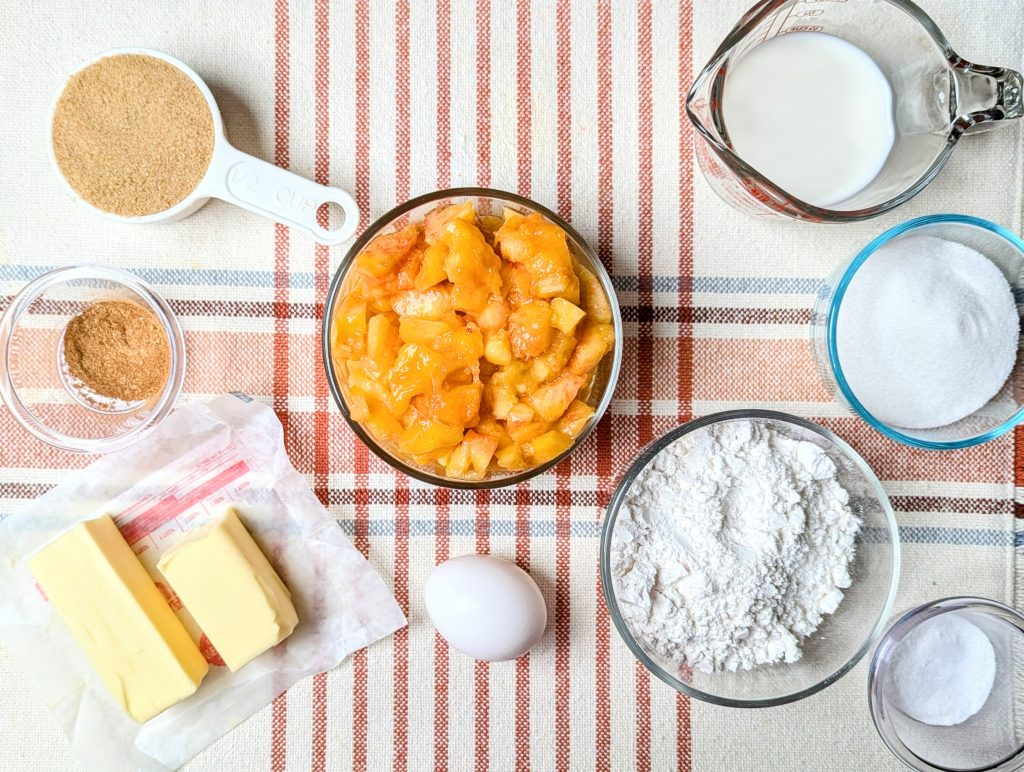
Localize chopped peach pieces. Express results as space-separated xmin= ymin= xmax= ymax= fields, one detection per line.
xmin=508 ymin=301 xmax=553 ymax=360
xmin=526 ymin=430 xmax=574 ymax=465
xmin=464 ymin=431 xmax=499 ymax=475
xmin=529 ymin=372 xmax=586 ymax=422
xmin=575 ymin=263 xmax=613 ymax=324
xmin=568 ymin=323 xmax=615 ymax=376
xmin=484 ymin=329 xmax=513 ymax=366
xmin=550 ymin=297 xmax=586 ymax=335
xmin=354 ymin=223 xmax=419 ymax=278
xmin=495 ymin=213 xmax=580 ymax=303
xmin=399 ymin=419 xmax=463 ymax=456
xmin=366 ymin=314 xmax=400 ymax=366
xmin=415 ymin=242 xmax=449 ymax=290
xmin=331 ymin=202 xmax=615 ymax=480
xmin=332 ymin=295 xmax=367 ymax=357
xmin=557 ymin=400 xmax=596 ymax=439
xmin=391 ymin=287 xmax=452 ymax=320
xmin=399 ymin=318 xmax=451 ymax=346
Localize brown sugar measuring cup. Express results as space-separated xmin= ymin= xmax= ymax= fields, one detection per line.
xmin=49 ymin=48 xmax=359 ymax=245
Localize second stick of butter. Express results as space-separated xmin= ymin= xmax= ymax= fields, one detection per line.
xmin=157 ymin=508 xmax=298 ymax=672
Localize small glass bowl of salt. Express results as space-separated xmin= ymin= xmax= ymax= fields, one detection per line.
xmin=868 ymin=597 xmax=1024 ymax=771
xmin=811 ymin=214 xmax=1024 ymax=449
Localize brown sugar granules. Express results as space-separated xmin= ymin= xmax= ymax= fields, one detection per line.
xmin=52 ymin=54 xmax=214 ymax=217
xmin=63 ymin=300 xmax=171 ymax=402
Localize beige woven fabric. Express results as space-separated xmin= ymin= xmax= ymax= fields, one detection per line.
xmin=0 ymin=0 xmax=1022 ymax=770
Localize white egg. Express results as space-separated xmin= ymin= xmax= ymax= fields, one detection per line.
xmin=424 ymin=554 xmax=547 ymax=662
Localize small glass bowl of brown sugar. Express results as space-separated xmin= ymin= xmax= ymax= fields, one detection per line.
xmin=0 ymin=266 xmax=185 ymax=453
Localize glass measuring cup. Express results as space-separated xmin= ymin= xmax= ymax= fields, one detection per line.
xmin=687 ymin=0 xmax=1023 ymax=222
xmin=49 ymin=48 xmax=359 ymax=245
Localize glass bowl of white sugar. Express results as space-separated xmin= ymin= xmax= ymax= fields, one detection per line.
xmin=868 ymin=597 xmax=1024 ymax=771
xmin=812 ymin=214 xmax=1024 ymax=449
xmin=600 ymin=410 xmax=900 ymax=707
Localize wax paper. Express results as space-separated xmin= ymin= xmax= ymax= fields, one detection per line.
xmin=0 ymin=393 xmax=406 ymax=772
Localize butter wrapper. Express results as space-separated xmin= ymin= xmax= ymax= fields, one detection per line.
xmin=0 ymin=394 xmax=406 ymax=771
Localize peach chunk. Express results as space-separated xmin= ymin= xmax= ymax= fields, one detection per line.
xmin=444 ymin=442 xmax=476 ymax=479
xmin=366 ymin=313 xmax=400 ymax=366
xmin=505 ymin=402 xmax=536 ymax=435
xmin=399 ymin=419 xmax=464 ymax=456
xmin=486 ymin=381 xmax=517 ymax=420
xmin=439 ymin=218 xmax=502 ymax=310
xmin=536 ymin=331 xmax=576 ymax=378
xmin=526 ymin=429 xmax=574 ymax=465
xmin=494 ymin=213 xmax=580 ymax=302
xmin=347 ymin=391 xmax=370 ymax=421
xmin=391 ymin=286 xmax=452 ymax=320
xmin=424 ymin=201 xmax=475 ymax=244
xmin=415 ymin=241 xmax=449 ymax=290
xmin=550 ymin=297 xmax=586 ymax=335
xmin=332 ymin=295 xmax=367 ymax=357
xmin=365 ymin=409 xmax=404 ymax=443
xmin=434 ymin=325 xmax=485 ymax=373
xmin=387 ymin=343 xmax=445 ymax=411
xmin=495 ymin=443 xmax=527 ymax=470
xmin=507 ymin=419 xmax=550 ymax=445
xmin=463 ymin=430 xmax=500 ymax=475
xmin=476 ymin=300 xmax=510 ymax=332
xmin=474 ymin=417 xmax=513 ymax=449
xmin=393 ymin=248 xmax=422 ymax=291
xmin=575 ymin=263 xmax=613 ymax=324
xmin=418 ymin=383 xmax=483 ymax=428
xmin=508 ymin=301 xmax=553 ymax=360
xmin=501 ymin=263 xmax=534 ymax=309
xmin=397 ymin=318 xmax=451 ymax=346
xmin=355 ymin=223 xmax=421 ymax=278
xmin=483 ymin=329 xmax=513 ymax=366
xmin=557 ymin=399 xmax=596 ymax=439
xmin=528 ymin=372 xmax=585 ymax=422
xmin=568 ymin=323 xmax=615 ymax=376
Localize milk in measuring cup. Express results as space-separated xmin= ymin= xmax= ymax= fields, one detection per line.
xmin=722 ymin=32 xmax=895 ymax=208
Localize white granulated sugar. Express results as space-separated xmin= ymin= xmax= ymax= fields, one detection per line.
xmin=836 ymin=235 xmax=1019 ymax=430
xmin=611 ymin=419 xmax=860 ymax=673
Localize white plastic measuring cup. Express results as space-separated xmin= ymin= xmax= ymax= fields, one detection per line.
xmin=49 ymin=48 xmax=360 ymax=245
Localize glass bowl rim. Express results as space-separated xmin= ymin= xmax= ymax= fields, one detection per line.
xmin=0 ymin=264 xmax=186 ymax=453
xmin=320 ymin=186 xmax=624 ymax=489
xmin=867 ymin=596 xmax=1024 ymax=772
xmin=825 ymin=213 xmax=1024 ymax=451
xmin=599 ymin=408 xmax=901 ymax=708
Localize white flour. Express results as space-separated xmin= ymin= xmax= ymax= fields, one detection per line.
xmin=611 ymin=419 xmax=861 ymax=673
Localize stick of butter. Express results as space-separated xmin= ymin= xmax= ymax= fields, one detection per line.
xmin=157 ymin=508 xmax=298 ymax=672
xmin=28 ymin=515 xmax=209 ymax=723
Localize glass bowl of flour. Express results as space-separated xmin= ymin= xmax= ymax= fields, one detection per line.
xmin=812 ymin=214 xmax=1024 ymax=449
xmin=601 ymin=410 xmax=899 ymax=707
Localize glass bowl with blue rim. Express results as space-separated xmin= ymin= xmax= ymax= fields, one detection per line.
xmin=811 ymin=214 xmax=1024 ymax=450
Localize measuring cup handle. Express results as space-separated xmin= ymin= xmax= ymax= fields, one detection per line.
xmin=952 ymin=62 xmax=1023 ymax=135
xmin=206 ymin=145 xmax=360 ymax=245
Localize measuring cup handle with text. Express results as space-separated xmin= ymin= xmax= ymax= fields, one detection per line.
xmin=207 ymin=145 xmax=360 ymax=246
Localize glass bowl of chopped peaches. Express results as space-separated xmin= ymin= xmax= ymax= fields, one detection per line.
xmin=322 ymin=188 xmax=623 ymax=488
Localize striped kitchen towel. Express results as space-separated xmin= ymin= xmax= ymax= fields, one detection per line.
xmin=0 ymin=0 xmax=1022 ymax=770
